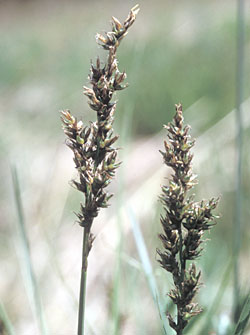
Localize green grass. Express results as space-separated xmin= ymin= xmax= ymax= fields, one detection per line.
xmin=11 ymin=166 xmax=48 ymax=335
xmin=0 ymin=300 xmax=15 ymax=335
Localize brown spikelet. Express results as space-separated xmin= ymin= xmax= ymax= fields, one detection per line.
xmin=157 ymin=104 xmax=219 ymax=334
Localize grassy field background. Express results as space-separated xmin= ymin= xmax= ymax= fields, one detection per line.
xmin=0 ymin=0 xmax=250 ymax=334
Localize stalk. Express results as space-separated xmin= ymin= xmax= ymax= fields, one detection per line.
xmin=177 ymin=227 xmax=184 ymax=335
xmin=61 ymin=6 xmax=139 ymax=334
xmin=77 ymin=226 xmax=91 ymax=335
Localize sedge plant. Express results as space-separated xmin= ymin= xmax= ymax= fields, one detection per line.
xmin=157 ymin=104 xmax=220 ymax=335
xmin=61 ymin=5 xmax=139 ymax=335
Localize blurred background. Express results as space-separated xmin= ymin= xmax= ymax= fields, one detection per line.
xmin=0 ymin=0 xmax=250 ymax=334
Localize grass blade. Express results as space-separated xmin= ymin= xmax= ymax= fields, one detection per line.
xmin=128 ymin=207 xmax=169 ymax=335
xmin=0 ymin=300 xmax=16 ymax=335
xmin=233 ymin=0 xmax=245 ymax=322
xmin=11 ymin=165 xmax=48 ymax=335
xmin=198 ymin=257 xmax=233 ymax=334
xmin=233 ymin=294 xmax=250 ymax=335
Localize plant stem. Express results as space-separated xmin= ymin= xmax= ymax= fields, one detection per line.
xmin=178 ymin=227 xmax=184 ymax=334
xmin=178 ymin=228 xmax=185 ymax=283
xmin=78 ymin=226 xmax=91 ymax=335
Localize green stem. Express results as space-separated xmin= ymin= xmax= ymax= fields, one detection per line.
xmin=179 ymin=228 xmax=185 ymax=283
xmin=177 ymin=227 xmax=185 ymax=334
xmin=78 ymin=226 xmax=91 ymax=335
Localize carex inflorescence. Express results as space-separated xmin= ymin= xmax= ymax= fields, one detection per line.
xmin=157 ymin=104 xmax=219 ymax=335
xmin=61 ymin=5 xmax=140 ymax=259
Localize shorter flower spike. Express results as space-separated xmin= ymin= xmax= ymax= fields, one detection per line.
xmin=157 ymin=104 xmax=219 ymax=334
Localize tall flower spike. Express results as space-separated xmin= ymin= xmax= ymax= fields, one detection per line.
xmin=157 ymin=104 xmax=219 ymax=335
xmin=61 ymin=5 xmax=139 ymax=240
xmin=61 ymin=6 xmax=139 ymax=335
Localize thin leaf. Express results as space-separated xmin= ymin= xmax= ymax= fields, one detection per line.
xmin=11 ymin=165 xmax=48 ymax=335
xmin=233 ymin=0 xmax=245 ymax=322
xmin=234 ymin=295 xmax=250 ymax=335
xmin=0 ymin=300 xmax=16 ymax=335
xmin=199 ymin=257 xmax=233 ymax=334
xmin=128 ymin=207 xmax=169 ymax=335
